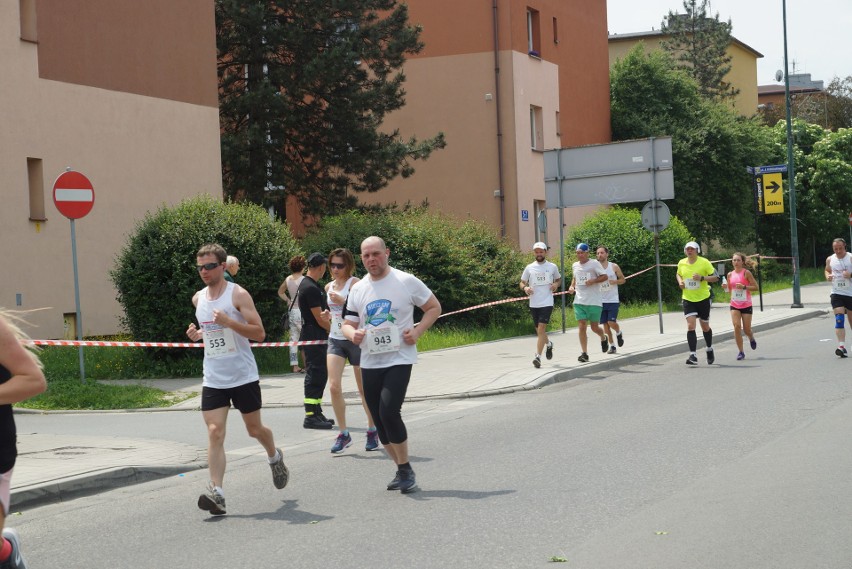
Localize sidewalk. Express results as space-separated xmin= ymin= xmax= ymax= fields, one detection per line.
xmin=11 ymin=283 xmax=832 ymax=510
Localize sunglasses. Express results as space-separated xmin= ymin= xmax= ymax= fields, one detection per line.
xmin=329 ymin=262 xmax=346 ymax=270
xmin=196 ymin=262 xmax=221 ymax=272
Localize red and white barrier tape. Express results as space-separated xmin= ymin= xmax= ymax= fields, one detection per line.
xmin=33 ymin=253 xmax=798 ymax=344
xmin=30 ymin=339 xmax=327 ymax=348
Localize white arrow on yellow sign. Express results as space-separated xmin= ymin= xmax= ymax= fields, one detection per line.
xmin=762 ymin=173 xmax=784 ymax=214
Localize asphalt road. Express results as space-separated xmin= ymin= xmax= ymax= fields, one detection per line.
xmin=14 ymin=313 xmax=852 ymax=568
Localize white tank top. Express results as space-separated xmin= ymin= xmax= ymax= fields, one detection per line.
xmin=286 ymin=275 xmax=303 ymax=300
xmin=600 ymin=263 xmax=619 ymax=303
xmin=829 ymin=254 xmax=852 ymax=297
xmin=195 ymin=282 xmax=259 ymax=388
xmin=327 ymin=276 xmax=356 ymax=340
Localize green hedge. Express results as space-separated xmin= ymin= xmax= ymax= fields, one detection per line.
xmin=111 ymin=195 xmax=300 ymax=348
xmin=301 ymin=208 xmax=528 ymax=326
xmin=563 ymin=206 xmax=692 ymax=303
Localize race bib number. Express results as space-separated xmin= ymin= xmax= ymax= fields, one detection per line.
xmin=366 ymin=324 xmax=401 ymax=355
xmin=684 ymin=278 xmax=700 ymax=290
xmin=599 ymin=280 xmax=612 ymax=292
xmin=575 ymin=272 xmax=589 ymax=286
xmin=532 ymin=271 xmax=553 ymax=286
xmin=731 ymin=288 xmax=747 ymax=302
xmin=202 ymin=322 xmax=237 ymax=358
xmin=331 ymin=312 xmax=344 ymax=334
xmin=834 ymin=277 xmax=849 ymax=291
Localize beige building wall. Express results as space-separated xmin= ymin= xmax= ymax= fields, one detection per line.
xmin=359 ymin=0 xmax=612 ymax=250
xmin=608 ymin=34 xmax=762 ymax=116
xmin=2 ymin=0 xmax=222 ymax=338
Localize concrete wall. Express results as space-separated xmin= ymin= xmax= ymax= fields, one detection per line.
xmin=2 ymin=0 xmax=222 ymax=338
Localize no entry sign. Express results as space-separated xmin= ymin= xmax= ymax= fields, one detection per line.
xmin=53 ymin=170 xmax=95 ymax=219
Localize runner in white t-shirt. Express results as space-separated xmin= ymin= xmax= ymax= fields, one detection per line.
xmin=825 ymin=237 xmax=852 ymax=358
xmin=567 ymin=243 xmax=609 ymax=363
xmin=343 ymin=236 xmax=441 ymax=494
xmin=520 ymin=242 xmax=562 ymax=369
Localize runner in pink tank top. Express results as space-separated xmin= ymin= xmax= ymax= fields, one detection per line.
xmin=725 ymin=252 xmax=759 ymax=360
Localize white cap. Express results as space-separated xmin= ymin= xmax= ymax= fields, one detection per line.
xmin=684 ymin=241 xmax=701 ymax=253
xmin=533 ymin=242 xmax=548 ymax=251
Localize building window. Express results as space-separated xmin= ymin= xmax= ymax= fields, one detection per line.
xmin=552 ymin=17 xmax=559 ymax=44
xmin=19 ymin=0 xmax=37 ymax=42
xmin=527 ymin=8 xmax=540 ymax=57
xmin=530 ymin=105 xmax=543 ymax=150
xmin=27 ymin=158 xmax=46 ymax=221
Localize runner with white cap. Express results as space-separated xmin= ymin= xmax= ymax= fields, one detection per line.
xmin=676 ymin=241 xmax=719 ymax=365
xmin=520 ymin=242 xmax=562 ymax=368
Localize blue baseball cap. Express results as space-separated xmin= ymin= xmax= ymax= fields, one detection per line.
xmin=576 ymin=243 xmax=590 ymax=252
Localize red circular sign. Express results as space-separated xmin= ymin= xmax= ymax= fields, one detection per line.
xmin=53 ymin=171 xmax=95 ymax=219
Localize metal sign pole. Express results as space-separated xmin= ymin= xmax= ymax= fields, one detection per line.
xmin=650 ymin=138 xmax=664 ymax=334
xmin=557 ymin=148 xmax=567 ymax=333
xmin=70 ymin=219 xmax=85 ymax=381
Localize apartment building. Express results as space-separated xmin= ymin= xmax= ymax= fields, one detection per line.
xmin=358 ymin=0 xmax=612 ymax=249
xmin=2 ymin=0 xmax=223 ymax=338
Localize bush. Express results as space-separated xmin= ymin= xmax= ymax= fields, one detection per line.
xmin=300 ymin=208 xmax=528 ymax=326
xmin=564 ymin=206 xmax=692 ymax=303
xmin=111 ymin=195 xmax=300 ymax=349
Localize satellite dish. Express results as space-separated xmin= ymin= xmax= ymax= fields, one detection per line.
xmin=775 ymin=70 xmax=784 ymax=82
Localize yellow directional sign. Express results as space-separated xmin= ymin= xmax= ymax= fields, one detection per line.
xmin=762 ymin=173 xmax=784 ymax=214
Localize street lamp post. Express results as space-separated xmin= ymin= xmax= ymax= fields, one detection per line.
xmin=782 ymin=0 xmax=803 ymax=308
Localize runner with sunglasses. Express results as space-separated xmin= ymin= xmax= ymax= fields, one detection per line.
xmin=187 ymin=244 xmax=289 ymax=516
xmin=325 ymin=249 xmax=378 ymax=453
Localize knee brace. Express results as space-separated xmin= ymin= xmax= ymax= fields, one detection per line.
xmin=836 ymin=313 xmax=845 ymax=329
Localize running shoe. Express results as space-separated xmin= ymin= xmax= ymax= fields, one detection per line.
xmin=387 ymin=470 xmax=403 ymax=491
xmin=545 ymin=341 xmax=554 ymax=360
xmin=578 ymin=352 xmax=589 ymax=363
xmin=706 ymin=348 xmax=715 ymax=365
xmin=685 ymin=354 xmax=698 ymax=366
xmin=533 ymin=355 xmax=541 ymax=368
xmin=608 ymin=345 xmax=616 ymax=355
xmin=198 ymin=483 xmax=226 ymax=516
xmin=736 ymin=352 xmax=745 ymax=361
xmin=397 ymin=469 xmax=417 ymax=494
xmin=836 ymin=347 xmax=848 ymax=358
xmin=365 ymin=430 xmax=380 ymax=451
xmin=1 ymin=528 xmax=27 ymax=569
xmin=331 ymin=432 xmax=352 ymax=454
xmin=270 ymin=448 xmax=289 ymax=489
xmin=617 ymin=333 xmax=625 ymax=347
xmin=303 ymin=415 xmax=334 ymax=430
xmin=749 ymin=338 xmax=757 ymax=350
xmin=601 ymin=337 xmax=609 ymax=353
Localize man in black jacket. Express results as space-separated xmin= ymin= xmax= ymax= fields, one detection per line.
xmin=299 ymin=252 xmax=333 ymax=429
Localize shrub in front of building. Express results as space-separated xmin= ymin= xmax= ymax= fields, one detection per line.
xmin=564 ymin=206 xmax=692 ymax=304
xmin=300 ymin=208 xmax=528 ymax=327
xmin=111 ymin=195 xmax=300 ymax=347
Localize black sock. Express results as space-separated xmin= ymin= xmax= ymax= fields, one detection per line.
xmin=687 ymin=330 xmax=697 ymax=352
xmin=703 ymin=329 xmax=713 ymax=348
xmin=398 ymin=462 xmax=413 ymax=472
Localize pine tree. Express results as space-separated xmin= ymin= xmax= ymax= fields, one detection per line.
xmin=660 ymin=0 xmax=739 ymax=102
xmin=216 ymin=0 xmax=445 ymax=219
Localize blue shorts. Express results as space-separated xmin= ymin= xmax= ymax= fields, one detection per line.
xmin=600 ymin=302 xmax=620 ymax=324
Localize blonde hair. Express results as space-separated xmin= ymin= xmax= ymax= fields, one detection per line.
xmin=0 ymin=308 xmax=44 ymax=369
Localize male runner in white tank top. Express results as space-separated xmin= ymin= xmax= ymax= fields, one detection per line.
xmin=186 ymin=244 xmax=289 ymax=516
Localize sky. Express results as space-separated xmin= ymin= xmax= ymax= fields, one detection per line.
xmin=607 ymin=0 xmax=852 ymax=86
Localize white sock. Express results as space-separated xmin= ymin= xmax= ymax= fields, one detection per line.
xmin=213 ymin=485 xmax=224 ymax=496
xmin=268 ymin=450 xmax=281 ymax=464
